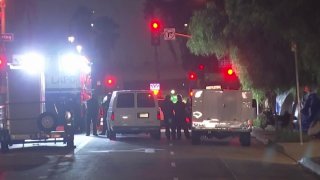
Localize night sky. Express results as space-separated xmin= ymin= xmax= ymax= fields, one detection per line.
xmin=6 ymin=0 xmax=186 ymax=83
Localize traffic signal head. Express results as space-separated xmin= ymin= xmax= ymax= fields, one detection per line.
xmin=150 ymin=19 xmax=161 ymax=32
xmin=0 ymin=54 xmax=7 ymax=71
xmin=198 ymin=64 xmax=205 ymax=71
xmin=227 ymin=68 xmax=233 ymax=75
xmin=188 ymin=71 xmax=197 ymax=80
xmin=150 ymin=18 xmax=161 ymax=46
xmin=104 ymin=75 xmax=116 ymax=88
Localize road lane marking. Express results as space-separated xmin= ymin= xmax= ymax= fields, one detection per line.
xmin=90 ymin=148 xmax=164 ymax=153
xmin=171 ymin=162 xmax=176 ymax=167
xmin=38 ymin=176 xmax=48 ymax=179
xmin=170 ymin=151 xmax=175 ymax=155
xmin=173 ymin=177 xmax=179 ymax=180
xmin=169 ymin=143 xmax=173 ymax=146
xmin=220 ymin=158 xmax=238 ymax=180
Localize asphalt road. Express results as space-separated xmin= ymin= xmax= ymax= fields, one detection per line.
xmin=0 ymin=133 xmax=318 ymax=180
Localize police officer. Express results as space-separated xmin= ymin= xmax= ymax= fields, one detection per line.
xmin=161 ymin=95 xmax=176 ymax=140
xmin=174 ymin=94 xmax=190 ymax=140
xmin=86 ymin=93 xmax=99 ymax=136
xmin=99 ymin=94 xmax=111 ymax=135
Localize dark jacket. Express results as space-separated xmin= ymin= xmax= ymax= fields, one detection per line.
xmin=87 ymin=97 xmax=99 ymax=117
xmin=174 ymin=101 xmax=186 ymax=122
xmin=161 ymin=99 xmax=175 ymax=120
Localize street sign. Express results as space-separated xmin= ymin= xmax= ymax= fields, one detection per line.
xmin=150 ymin=83 xmax=160 ymax=91
xmin=164 ymin=28 xmax=175 ymax=40
xmin=1 ymin=33 xmax=14 ymax=42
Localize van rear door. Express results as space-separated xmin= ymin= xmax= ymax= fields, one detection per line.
xmin=136 ymin=92 xmax=158 ymax=126
xmin=113 ymin=92 xmax=158 ymax=127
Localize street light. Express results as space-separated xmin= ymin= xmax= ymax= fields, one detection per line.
xmin=76 ymin=45 xmax=82 ymax=53
xmin=68 ymin=36 xmax=75 ymax=43
xmin=291 ymin=41 xmax=303 ymax=145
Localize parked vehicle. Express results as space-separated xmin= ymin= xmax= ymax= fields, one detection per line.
xmin=0 ymin=52 xmax=91 ymax=152
xmin=191 ymin=89 xmax=257 ymax=146
xmin=106 ymin=90 xmax=161 ymax=140
xmin=0 ymin=65 xmax=74 ymax=152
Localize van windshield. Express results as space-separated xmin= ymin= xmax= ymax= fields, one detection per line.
xmin=117 ymin=93 xmax=134 ymax=108
xmin=137 ymin=93 xmax=155 ymax=108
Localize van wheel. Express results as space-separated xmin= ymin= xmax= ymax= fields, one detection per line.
xmin=1 ymin=141 xmax=9 ymax=153
xmin=109 ymin=130 xmax=116 ymax=140
xmin=151 ymin=130 xmax=161 ymax=140
xmin=239 ymin=132 xmax=251 ymax=146
xmin=37 ymin=112 xmax=58 ymax=133
xmin=191 ymin=132 xmax=201 ymax=145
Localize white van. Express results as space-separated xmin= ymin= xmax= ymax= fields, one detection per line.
xmin=106 ymin=90 xmax=161 ymax=140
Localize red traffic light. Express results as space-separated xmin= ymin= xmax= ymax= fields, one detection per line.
xmin=198 ymin=64 xmax=205 ymax=71
xmin=227 ymin=68 xmax=233 ymax=75
xmin=188 ymin=71 xmax=197 ymax=80
xmin=105 ymin=75 xmax=116 ymax=88
xmin=150 ymin=19 xmax=161 ymax=32
xmin=0 ymin=54 xmax=7 ymax=70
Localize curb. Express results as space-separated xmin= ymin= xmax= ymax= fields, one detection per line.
xmin=299 ymin=158 xmax=320 ymax=176
xmin=252 ymin=129 xmax=320 ymax=177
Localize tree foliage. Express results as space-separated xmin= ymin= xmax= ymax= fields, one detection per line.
xmin=187 ymin=0 xmax=320 ymax=101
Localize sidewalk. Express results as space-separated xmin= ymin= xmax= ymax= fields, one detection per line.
xmin=252 ymin=127 xmax=320 ymax=176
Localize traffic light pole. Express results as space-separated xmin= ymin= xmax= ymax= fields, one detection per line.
xmin=154 ymin=46 xmax=160 ymax=80
xmin=0 ymin=0 xmax=6 ymax=99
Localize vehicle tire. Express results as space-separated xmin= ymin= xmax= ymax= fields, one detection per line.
xmin=151 ymin=130 xmax=161 ymax=140
xmin=1 ymin=141 xmax=9 ymax=153
xmin=191 ymin=131 xmax=201 ymax=145
xmin=109 ymin=130 xmax=116 ymax=140
xmin=37 ymin=112 xmax=58 ymax=133
xmin=239 ymin=132 xmax=251 ymax=146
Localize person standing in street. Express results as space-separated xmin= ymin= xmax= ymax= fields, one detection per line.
xmin=161 ymin=95 xmax=176 ymax=140
xmin=185 ymin=97 xmax=192 ymax=129
xmin=86 ymin=93 xmax=99 ymax=136
xmin=99 ymin=94 xmax=111 ymax=135
xmin=174 ymin=94 xmax=190 ymax=140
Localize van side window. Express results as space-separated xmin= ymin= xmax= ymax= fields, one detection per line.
xmin=117 ymin=93 xmax=134 ymax=108
xmin=137 ymin=93 xmax=155 ymax=108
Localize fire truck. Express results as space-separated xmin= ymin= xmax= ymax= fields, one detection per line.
xmin=0 ymin=52 xmax=91 ymax=152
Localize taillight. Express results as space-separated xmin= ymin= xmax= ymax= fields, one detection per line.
xmin=157 ymin=110 xmax=161 ymax=120
xmin=111 ymin=112 xmax=115 ymax=121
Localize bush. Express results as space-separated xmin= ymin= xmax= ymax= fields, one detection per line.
xmin=253 ymin=113 xmax=267 ymax=128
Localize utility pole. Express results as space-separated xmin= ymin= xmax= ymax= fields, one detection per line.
xmin=291 ymin=41 xmax=303 ymax=145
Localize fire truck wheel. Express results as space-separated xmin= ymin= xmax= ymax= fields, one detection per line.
xmin=37 ymin=112 xmax=58 ymax=133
